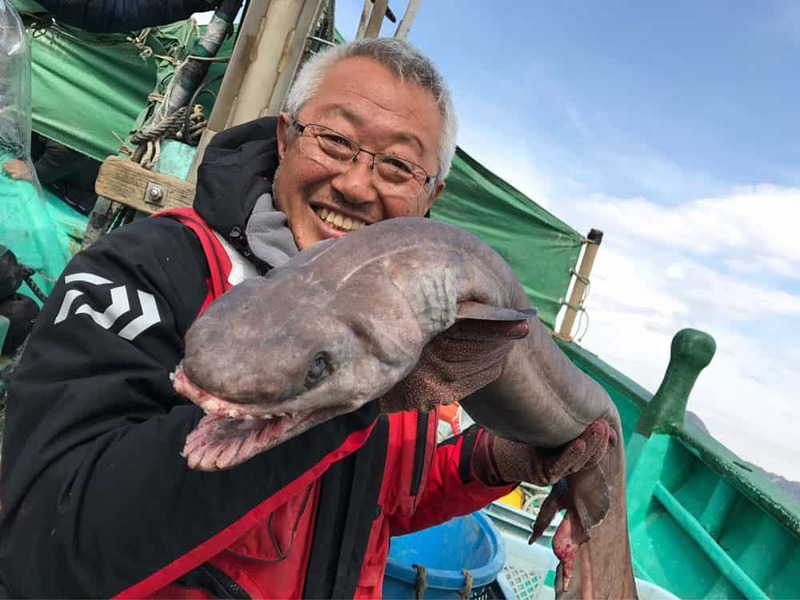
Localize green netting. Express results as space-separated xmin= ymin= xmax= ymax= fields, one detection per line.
xmin=11 ymin=12 xmax=582 ymax=328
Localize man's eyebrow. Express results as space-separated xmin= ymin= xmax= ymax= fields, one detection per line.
xmin=319 ymin=105 xmax=425 ymax=155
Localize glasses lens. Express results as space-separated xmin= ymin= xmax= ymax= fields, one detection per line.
xmin=297 ymin=125 xmax=356 ymax=167
xmin=296 ymin=124 xmax=430 ymax=198
xmin=374 ymin=155 xmax=427 ymax=197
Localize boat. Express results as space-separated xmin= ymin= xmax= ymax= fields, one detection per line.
xmin=1 ymin=1 xmax=798 ymax=597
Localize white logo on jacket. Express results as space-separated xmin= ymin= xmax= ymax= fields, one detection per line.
xmin=54 ymin=273 xmax=161 ymax=341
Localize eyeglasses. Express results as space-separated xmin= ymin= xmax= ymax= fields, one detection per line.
xmin=291 ymin=120 xmax=436 ymax=199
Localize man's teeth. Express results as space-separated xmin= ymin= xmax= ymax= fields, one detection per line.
xmin=316 ymin=207 xmax=366 ymax=231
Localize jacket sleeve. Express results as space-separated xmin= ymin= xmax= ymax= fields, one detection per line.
xmin=32 ymin=138 xmax=86 ymax=185
xmin=388 ymin=425 xmax=515 ymax=536
xmin=33 ymin=0 xmax=215 ymax=33
xmin=0 ymin=218 xmax=378 ymax=598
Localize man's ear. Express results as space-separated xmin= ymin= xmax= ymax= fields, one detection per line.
xmin=423 ymin=180 xmax=446 ymax=215
xmin=277 ymin=112 xmax=292 ymax=161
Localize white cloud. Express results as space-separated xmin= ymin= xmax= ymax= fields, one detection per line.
xmin=554 ymin=188 xmax=800 ymax=480
xmin=456 ymin=123 xmax=800 ymax=479
xmin=576 ymin=186 xmax=800 ymax=272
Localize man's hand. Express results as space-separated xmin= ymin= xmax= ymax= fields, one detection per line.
xmin=478 ymin=418 xmax=617 ymax=487
xmin=379 ymin=317 xmax=528 ymax=413
xmin=2 ymin=159 xmax=31 ymax=180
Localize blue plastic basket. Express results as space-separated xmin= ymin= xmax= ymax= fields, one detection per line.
xmin=383 ymin=511 xmax=506 ymax=599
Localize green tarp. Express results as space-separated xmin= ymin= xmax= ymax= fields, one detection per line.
xmin=432 ymin=148 xmax=581 ymax=327
xmin=25 ymin=19 xmax=228 ymax=163
xmin=10 ymin=10 xmax=583 ymax=329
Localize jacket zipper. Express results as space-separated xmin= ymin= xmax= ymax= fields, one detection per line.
xmin=410 ymin=410 xmax=429 ymax=497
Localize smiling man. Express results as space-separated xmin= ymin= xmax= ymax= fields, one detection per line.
xmin=0 ymin=37 xmax=609 ymax=598
xmin=273 ymin=54 xmax=448 ymax=249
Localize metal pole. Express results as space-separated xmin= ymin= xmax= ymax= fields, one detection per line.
xmin=364 ymin=0 xmax=389 ymax=38
xmin=188 ymin=0 xmax=327 ymax=181
xmin=355 ymin=0 xmax=373 ymax=39
xmin=557 ymin=228 xmax=603 ymax=340
xmin=394 ymin=0 xmax=420 ymax=39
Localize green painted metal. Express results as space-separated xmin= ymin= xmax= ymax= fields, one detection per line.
xmin=624 ymin=431 xmax=800 ymax=599
xmin=636 ymin=328 xmax=716 ymax=437
xmin=559 ymin=334 xmax=800 ymax=599
xmin=652 ymin=482 xmax=768 ymax=599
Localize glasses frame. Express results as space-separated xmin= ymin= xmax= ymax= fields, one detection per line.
xmin=291 ymin=120 xmax=437 ymax=192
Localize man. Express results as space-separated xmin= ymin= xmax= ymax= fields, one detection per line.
xmin=0 ymin=38 xmax=612 ymax=597
xmin=3 ymin=133 xmax=100 ymax=215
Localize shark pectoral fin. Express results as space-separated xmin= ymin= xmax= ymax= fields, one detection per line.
xmin=568 ymin=464 xmax=611 ymax=535
xmin=453 ymin=302 xmax=537 ymax=340
xmin=456 ymin=301 xmax=537 ymax=322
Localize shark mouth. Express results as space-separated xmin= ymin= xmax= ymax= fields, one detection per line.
xmin=171 ymin=363 xmax=339 ymax=471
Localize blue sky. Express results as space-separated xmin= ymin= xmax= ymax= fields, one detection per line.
xmin=336 ymin=0 xmax=800 ymax=205
xmin=332 ymin=1 xmax=800 ymax=480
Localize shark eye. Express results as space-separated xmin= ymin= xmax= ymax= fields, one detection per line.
xmin=305 ymin=354 xmax=329 ymax=388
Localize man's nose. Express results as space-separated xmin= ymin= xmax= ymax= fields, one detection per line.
xmin=329 ymin=152 xmax=380 ymax=205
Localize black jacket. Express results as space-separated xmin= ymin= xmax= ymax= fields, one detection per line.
xmin=0 ymin=118 xmax=381 ymax=597
xmin=31 ymin=134 xmax=101 ymax=215
xmin=32 ymin=0 xmax=215 ymax=33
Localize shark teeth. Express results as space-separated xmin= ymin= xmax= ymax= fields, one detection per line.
xmin=315 ymin=207 xmax=367 ymax=231
xmin=196 ymin=395 xmax=298 ymax=421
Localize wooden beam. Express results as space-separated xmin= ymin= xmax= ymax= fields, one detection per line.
xmin=94 ymin=156 xmax=195 ymax=214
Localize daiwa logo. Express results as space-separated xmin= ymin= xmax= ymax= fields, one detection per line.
xmin=54 ymin=273 xmax=161 ymax=341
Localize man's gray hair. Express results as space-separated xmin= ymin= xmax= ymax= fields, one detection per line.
xmin=284 ymin=37 xmax=457 ymax=181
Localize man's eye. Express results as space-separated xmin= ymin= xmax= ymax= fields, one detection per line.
xmin=382 ymin=157 xmax=413 ymax=174
xmin=319 ymin=133 xmax=350 ymax=147
xmin=316 ymin=134 xmax=354 ymax=159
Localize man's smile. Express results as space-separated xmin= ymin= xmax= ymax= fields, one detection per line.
xmin=312 ymin=205 xmax=369 ymax=232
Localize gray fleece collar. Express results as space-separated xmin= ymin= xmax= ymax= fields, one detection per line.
xmin=244 ymin=192 xmax=299 ymax=268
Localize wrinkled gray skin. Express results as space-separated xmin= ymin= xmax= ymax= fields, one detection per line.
xmin=177 ymin=217 xmax=636 ymax=599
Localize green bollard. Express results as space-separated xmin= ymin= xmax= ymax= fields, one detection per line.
xmin=635 ymin=328 xmax=716 ymax=437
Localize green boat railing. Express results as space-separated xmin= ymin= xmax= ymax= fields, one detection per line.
xmin=559 ymin=330 xmax=800 ymax=599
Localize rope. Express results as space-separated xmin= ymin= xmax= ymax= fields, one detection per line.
xmin=131 ymin=107 xmax=193 ymax=168
xmin=569 ymin=267 xmax=591 ymax=287
xmin=413 ymin=564 xmax=427 ymax=599
xmin=559 ymin=265 xmax=594 ymax=340
xmin=138 ymin=139 xmax=161 ymax=170
xmin=22 ymin=271 xmax=48 ymax=304
xmin=459 ymin=569 xmax=473 ymax=599
xmin=575 ymin=305 xmax=590 ymax=342
xmin=177 ymin=104 xmax=208 ymax=146
xmin=130 ymin=107 xmax=188 ymax=145
xmin=126 ymin=28 xmax=153 ymax=60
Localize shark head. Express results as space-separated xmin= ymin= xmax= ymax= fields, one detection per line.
xmin=174 ymin=274 xmax=425 ymax=471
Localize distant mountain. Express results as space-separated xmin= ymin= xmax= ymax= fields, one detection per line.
xmin=685 ymin=410 xmax=800 ymax=501
xmin=684 ymin=410 xmax=710 ymax=435
xmin=755 ymin=467 xmax=800 ymax=502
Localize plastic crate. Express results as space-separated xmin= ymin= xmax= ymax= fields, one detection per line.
xmin=492 ymin=534 xmax=679 ymax=600
xmin=492 ymin=534 xmax=557 ymax=600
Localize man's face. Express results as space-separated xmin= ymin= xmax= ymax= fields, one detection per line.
xmin=273 ymin=56 xmax=446 ymax=251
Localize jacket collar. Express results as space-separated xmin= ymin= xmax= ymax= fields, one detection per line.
xmin=193 ymin=116 xmax=281 ymax=268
